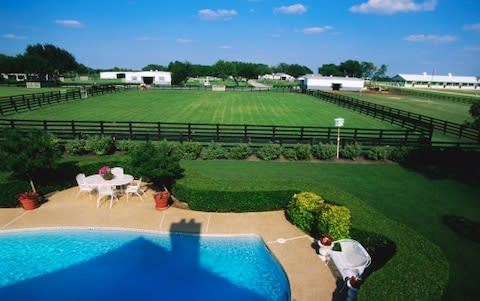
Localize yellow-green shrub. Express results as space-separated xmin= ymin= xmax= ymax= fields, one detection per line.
xmin=286 ymin=192 xmax=325 ymax=232
xmin=317 ymin=204 xmax=351 ymax=240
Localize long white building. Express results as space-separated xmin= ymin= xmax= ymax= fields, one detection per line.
xmin=298 ymin=74 xmax=364 ymax=91
xmin=392 ymin=73 xmax=478 ymax=89
xmin=100 ymin=70 xmax=171 ymax=85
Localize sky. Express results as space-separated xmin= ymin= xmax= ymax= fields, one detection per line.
xmin=1 ymin=0 xmax=479 ymax=76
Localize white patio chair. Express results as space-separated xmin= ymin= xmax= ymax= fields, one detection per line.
xmin=111 ymin=167 xmax=124 ymax=177
xmin=96 ymin=185 xmax=118 ymax=208
xmin=126 ymin=177 xmax=144 ymax=202
xmin=329 ymin=239 xmax=371 ymax=281
xmin=75 ymin=173 xmax=96 ymax=200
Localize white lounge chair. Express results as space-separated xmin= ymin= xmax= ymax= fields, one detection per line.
xmin=329 ymin=239 xmax=371 ymax=281
xmin=126 ymin=177 xmax=144 ymax=202
xmin=96 ymin=185 xmax=118 ymax=208
xmin=75 ymin=173 xmax=96 ymax=200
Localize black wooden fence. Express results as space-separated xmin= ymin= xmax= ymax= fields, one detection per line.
xmin=0 ymin=119 xmax=430 ymax=147
xmin=386 ymin=86 xmax=478 ymax=104
xmin=308 ymin=90 xmax=480 ymax=142
xmin=0 ymin=84 xmax=124 ymax=115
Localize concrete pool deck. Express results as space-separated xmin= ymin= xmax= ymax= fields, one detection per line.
xmin=0 ymin=187 xmax=340 ymax=300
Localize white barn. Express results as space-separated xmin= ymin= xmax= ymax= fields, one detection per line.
xmin=259 ymin=73 xmax=295 ymax=81
xmin=100 ymin=71 xmax=171 ymax=85
xmin=298 ymin=75 xmax=365 ymax=91
xmin=392 ymin=73 xmax=478 ymax=89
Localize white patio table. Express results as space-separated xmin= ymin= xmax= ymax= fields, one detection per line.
xmin=86 ymin=174 xmax=134 ymax=190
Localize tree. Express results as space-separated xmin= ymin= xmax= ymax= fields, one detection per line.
xmin=212 ymin=60 xmax=237 ymax=80
xmin=468 ymin=101 xmax=480 ymax=129
xmin=128 ymin=141 xmax=184 ymax=189
xmin=373 ymin=64 xmax=388 ymax=80
xmin=142 ymin=64 xmax=167 ymax=71
xmin=318 ymin=64 xmax=342 ymax=76
xmin=22 ymin=44 xmax=78 ymax=80
xmin=338 ymin=60 xmax=362 ymax=78
xmin=168 ymin=61 xmax=192 ymax=85
xmin=0 ymin=129 xmax=60 ymax=192
xmin=360 ymin=61 xmax=376 ymax=79
xmin=273 ymin=63 xmax=312 ymax=78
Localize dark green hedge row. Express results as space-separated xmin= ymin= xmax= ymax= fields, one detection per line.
xmin=172 ymin=183 xmax=299 ymax=212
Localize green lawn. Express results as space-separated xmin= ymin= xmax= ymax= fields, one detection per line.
xmin=0 ymin=87 xmax=66 ymax=97
xmin=344 ymin=91 xmax=473 ymax=124
xmin=177 ymin=160 xmax=479 ymax=300
xmin=5 ymin=90 xmax=402 ymax=129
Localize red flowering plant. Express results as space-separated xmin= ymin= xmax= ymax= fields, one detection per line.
xmin=349 ymin=275 xmax=362 ymax=289
xmin=319 ymin=234 xmax=334 ymax=246
xmin=17 ymin=191 xmax=39 ymax=201
xmin=98 ymin=166 xmax=113 ymax=180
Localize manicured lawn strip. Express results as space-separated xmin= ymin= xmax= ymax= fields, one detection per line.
xmin=0 ymin=87 xmax=67 ymax=97
xmin=343 ymin=91 xmax=473 ymax=124
xmin=6 ymin=90 xmax=401 ymax=129
xmin=177 ymin=160 xmax=479 ymax=300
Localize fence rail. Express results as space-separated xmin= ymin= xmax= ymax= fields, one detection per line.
xmin=0 ymin=85 xmax=123 ymax=115
xmin=0 ymin=119 xmax=430 ymax=147
xmin=308 ymin=90 xmax=480 ymax=142
xmin=380 ymin=85 xmax=478 ymax=104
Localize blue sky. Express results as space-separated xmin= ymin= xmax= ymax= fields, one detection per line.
xmin=1 ymin=0 xmax=479 ymax=76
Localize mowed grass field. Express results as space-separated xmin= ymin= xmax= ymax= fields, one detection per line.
xmin=343 ymin=91 xmax=473 ymax=124
xmin=5 ymin=89 xmax=402 ymax=129
xmin=0 ymin=87 xmax=70 ymax=97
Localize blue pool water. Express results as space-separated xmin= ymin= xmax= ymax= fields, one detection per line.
xmin=0 ymin=229 xmax=290 ymax=301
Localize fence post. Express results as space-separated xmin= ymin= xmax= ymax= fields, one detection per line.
xmin=129 ymin=122 xmax=133 ymax=139
xmin=272 ymin=125 xmax=276 ymax=141
xmin=11 ymin=98 xmax=17 ymax=112
xmin=43 ymin=120 xmax=48 ymax=131
xmin=100 ymin=121 xmax=104 ymax=135
xmin=216 ymin=124 xmax=220 ymax=141
xmin=71 ymin=120 xmax=76 ymax=137
xmin=157 ymin=122 xmax=161 ymax=140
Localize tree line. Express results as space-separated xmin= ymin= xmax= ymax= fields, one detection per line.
xmin=0 ymin=43 xmax=388 ymax=84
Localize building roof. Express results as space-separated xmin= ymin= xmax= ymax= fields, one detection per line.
xmin=395 ymin=73 xmax=477 ymax=83
xmin=300 ymin=74 xmax=364 ymax=82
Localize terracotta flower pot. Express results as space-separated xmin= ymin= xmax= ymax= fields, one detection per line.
xmin=154 ymin=191 xmax=170 ymax=210
xmin=17 ymin=192 xmax=39 ymax=210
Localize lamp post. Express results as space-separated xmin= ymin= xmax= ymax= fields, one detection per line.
xmin=334 ymin=118 xmax=344 ymax=159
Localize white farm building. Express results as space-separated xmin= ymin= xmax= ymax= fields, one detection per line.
xmin=100 ymin=71 xmax=171 ymax=85
xmin=392 ymin=73 xmax=478 ymax=89
xmin=298 ymin=75 xmax=365 ymax=91
xmin=258 ymin=73 xmax=295 ymax=81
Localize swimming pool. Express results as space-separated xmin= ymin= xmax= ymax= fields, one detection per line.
xmin=0 ymin=228 xmax=291 ymax=301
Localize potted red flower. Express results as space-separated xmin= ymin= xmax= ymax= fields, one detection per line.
xmin=154 ymin=191 xmax=171 ymax=210
xmin=317 ymin=234 xmax=334 ymax=261
xmin=319 ymin=234 xmax=333 ymax=247
xmin=17 ymin=192 xmax=40 ymax=210
xmin=346 ymin=275 xmax=362 ymax=301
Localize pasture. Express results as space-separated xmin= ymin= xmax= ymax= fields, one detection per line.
xmin=0 ymin=87 xmax=68 ymax=97
xmin=5 ymin=89 xmax=402 ymax=129
xmin=343 ymin=91 xmax=473 ymax=124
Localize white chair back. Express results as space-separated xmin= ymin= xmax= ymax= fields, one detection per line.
xmin=76 ymin=173 xmax=86 ymax=185
xmin=111 ymin=167 xmax=124 ymax=177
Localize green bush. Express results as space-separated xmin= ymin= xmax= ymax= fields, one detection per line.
xmin=65 ymin=138 xmax=87 ymax=155
xmin=282 ymin=148 xmax=297 ymax=161
xmin=116 ymin=139 xmax=139 ymax=153
xmin=286 ymin=192 xmax=325 ymax=233
xmin=312 ymin=143 xmax=337 ymax=160
xmin=85 ymin=135 xmax=115 ymax=155
xmin=257 ymin=143 xmax=283 ymax=160
xmin=293 ymin=144 xmax=311 ymax=160
xmin=179 ymin=141 xmax=203 ymax=160
xmin=340 ymin=142 xmax=362 ymax=160
xmin=316 ymin=204 xmax=351 ymax=240
xmin=366 ymin=146 xmax=391 ymax=161
xmin=201 ymin=142 xmax=227 ymax=160
xmin=389 ymin=146 xmax=412 ymax=162
xmin=226 ymin=144 xmax=252 ymax=160
xmin=173 ymin=183 xmax=298 ymax=212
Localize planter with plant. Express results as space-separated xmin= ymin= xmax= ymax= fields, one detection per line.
xmin=17 ymin=192 xmax=39 ymax=210
xmin=318 ymin=234 xmax=334 ymax=261
xmin=154 ymin=190 xmax=171 ymax=210
xmin=346 ymin=275 xmax=362 ymax=301
xmin=98 ymin=165 xmax=114 ymax=180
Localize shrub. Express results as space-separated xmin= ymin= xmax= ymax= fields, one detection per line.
xmin=282 ymin=148 xmax=297 ymax=161
xmin=366 ymin=146 xmax=391 ymax=161
xmin=65 ymin=138 xmax=88 ymax=155
xmin=312 ymin=143 xmax=337 ymax=160
xmin=116 ymin=139 xmax=138 ymax=153
xmin=227 ymin=144 xmax=253 ymax=160
xmin=257 ymin=143 xmax=283 ymax=160
xmin=201 ymin=142 xmax=227 ymax=160
xmin=389 ymin=146 xmax=412 ymax=162
xmin=316 ymin=204 xmax=351 ymax=240
xmin=85 ymin=135 xmax=115 ymax=155
xmin=293 ymin=144 xmax=311 ymax=160
xmin=286 ymin=192 xmax=325 ymax=233
xmin=173 ymin=183 xmax=298 ymax=212
xmin=129 ymin=141 xmax=184 ymax=189
xmin=179 ymin=141 xmax=203 ymax=160
xmin=340 ymin=142 xmax=362 ymax=160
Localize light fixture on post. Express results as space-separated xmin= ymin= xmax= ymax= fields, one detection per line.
xmin=334 ymin=118 xmax=344 ymax=159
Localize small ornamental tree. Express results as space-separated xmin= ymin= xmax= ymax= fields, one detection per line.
xmin=317 ymin=204 xmax=351 ymax=240
xmin=0 ymin=129 xmax=60 ymax=192
xmin=286 ymin=192 xmax=325 ymax=233
xmin=128 ymin=141 xmax=184 ymax=190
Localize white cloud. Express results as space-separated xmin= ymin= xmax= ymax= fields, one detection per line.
xmin=2 ymin=33 xmax=27 ymax=40
xmin=176 ymin=38 xmax=192 ymax=44
xmin=54 ymin=19 xmax=84 ymax=28
xmin=198 ymin=9 xmax=238 ymax=20
xmin=463 ymin=23 xmax=480 ymax=31
xmin=301 ymin=26 xmax=333 ymax=34
xmin=350 ymin=0 xmax=437 ymax=15
xmin=404 ymin=34 xmax=457 ymax=42
xmin=274 ymin=4 xmax=307 ymax=14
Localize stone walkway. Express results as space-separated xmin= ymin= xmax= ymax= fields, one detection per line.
xmin=0 ymin=186 xmax=339 ymax=300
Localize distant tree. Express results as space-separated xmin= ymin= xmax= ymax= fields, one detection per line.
xmin=468 ymin=101 xmax=480 ymax=129
xmin=360 ymin=61 xmax=376 ymax=79
xmin=273 ymin=63 xmax=312 ymax=78
xmin=318 ymin=64 xmax=342 ymax=76
xmin=339 ymin=60 xmax=362 ymax=78
xmin=21 ymin=44 xmax=79 ymax=80
xmin=212 ymin=60 xmax=237 ymax=80
xmin=373 ymin=64 xmax=388 ymax=80
xmin=141 ymin=64 xmax=167 ymax=71
xmin=168 ymin=61 xmax=192 ymax=85
xmin=190 ymin=64 xmax=213 ymax=77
